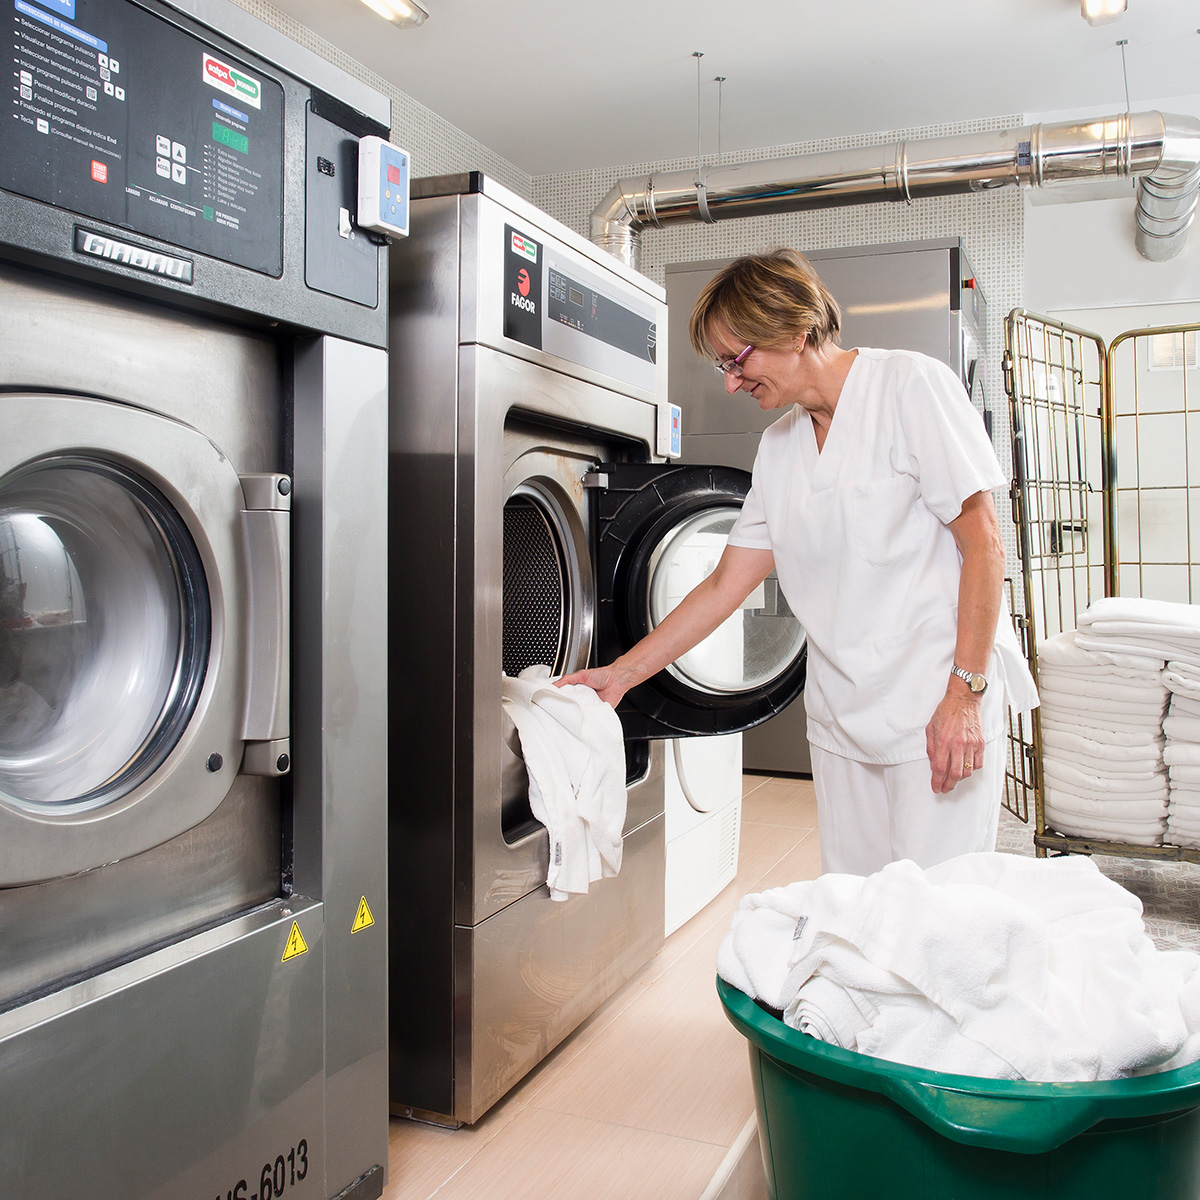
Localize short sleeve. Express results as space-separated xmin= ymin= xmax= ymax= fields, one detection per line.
xmin=727 ymin=457 xmax=771 ymax=551
xmin=897 ymin=355 xmax=1005 ymax=524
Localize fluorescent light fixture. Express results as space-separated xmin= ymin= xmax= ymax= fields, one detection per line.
xmin=359 ymin=0 xmax=428 ymax=26
xmin=1081 ymin=0 xmax=1126 ymax=26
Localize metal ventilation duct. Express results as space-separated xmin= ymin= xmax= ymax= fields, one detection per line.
xmin=589 ymin=110 xmax=1200 ymax=269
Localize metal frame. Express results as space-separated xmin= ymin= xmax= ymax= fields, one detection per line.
xmin=1004 ymin=307 xmax=1200 ymax=863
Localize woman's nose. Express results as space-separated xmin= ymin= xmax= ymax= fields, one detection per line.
xmin=724 ymin=371 xmax=742 ymax=394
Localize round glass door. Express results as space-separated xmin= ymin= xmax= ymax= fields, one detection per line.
xmin=647 ymin=507 xmax=805 ymax=694
xmin=0 ymin=457 xmax=210 ymax=813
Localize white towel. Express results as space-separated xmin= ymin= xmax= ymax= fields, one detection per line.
xmin=1036 ymin=672 xmax=1167 ymax=704
xmin=1036 ymin=629 xmax=1164 ymax=675
xmin=1080 ymin=596 xmax=1200 ymax=639
xmin=1040 ymin=789 xmax=1168 ymax=822
xmin=1166 ymin=743 xmax=1200 ymax=767
xmin=1167 ymin=694 xmax=1200 ymax=718
xmin=719 ymin=853 xmax=1200 ymax=1080
xmin=1165 ymin=669 xmax=1200 ymax=699
xmin=1043 ymin=805 xmax=1166 ymax=845
xmin=1164 ymin=715 xmax=1200 ymax=742
xmin=1041 ymin=716 xmax=1165 ymax=749
xmin=1041 ymin=759 xmax=1168 ymax=798
xmin=501 ymin=666 xmax=627 ymax=901
xmin=1042 ymin=726 xmax=1163 ymax=763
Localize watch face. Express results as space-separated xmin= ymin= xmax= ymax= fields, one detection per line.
xmin=969 ymin=674 xmax=987 ymax=693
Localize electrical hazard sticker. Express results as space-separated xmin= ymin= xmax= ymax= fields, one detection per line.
xmin=281 ymin=921 xmax=309 ymax=962
xmin=351 ymin=896 xmax=375 ymax=934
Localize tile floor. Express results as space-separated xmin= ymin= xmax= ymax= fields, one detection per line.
xmin=383 ymin=771 xmax=819 ymax=1200
xmin=383 ymin=774 xmax=1200 ymax=1199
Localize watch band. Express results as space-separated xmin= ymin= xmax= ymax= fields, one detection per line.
xmin=950 ymin=664 xmax=988 ymax=694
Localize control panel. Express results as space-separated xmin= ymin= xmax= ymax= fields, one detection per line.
xmin=357 ymin=135 xmax=409 ymax=238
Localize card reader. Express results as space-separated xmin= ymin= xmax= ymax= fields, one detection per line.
xmin=357 ymin=136 xmax=410 ymax=238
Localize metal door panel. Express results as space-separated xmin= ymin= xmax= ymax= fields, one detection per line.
xmin=0 ymin=393 xmax=251 ymax=883
xmin=460 ymin=343 xmax=659 ymax=926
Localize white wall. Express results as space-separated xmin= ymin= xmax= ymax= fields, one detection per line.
xmin=1023 ymin=95 xmax=1200 ymax=314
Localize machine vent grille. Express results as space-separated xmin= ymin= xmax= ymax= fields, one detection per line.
xmin=503 ymin=497 xmax=569 ymax=677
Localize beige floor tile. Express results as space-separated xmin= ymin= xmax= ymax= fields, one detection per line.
xmin=525 ymin=928 xmax=756 ymax=1147
xmin=386 ymin=1098 xmax=526 ymax=1200
xmin=741 ymin=772 xmax=773 ymax=798
xmin=741 ymin=777 xmax=818 ymax=829
xmin=421 ymin=1106 xmax=727 ymax=1200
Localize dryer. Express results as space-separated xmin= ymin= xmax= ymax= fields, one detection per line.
xmin=387 ymin=174 xmax=806 ymax=1126
xmin=0 ymin=0 xmax=390 ymax=1196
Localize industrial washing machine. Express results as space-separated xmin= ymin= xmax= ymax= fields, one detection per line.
xmin=387 ymin=173 xmax=807 ymax=1126
xmin=0 ymin=0 xmax=392 ymax=1195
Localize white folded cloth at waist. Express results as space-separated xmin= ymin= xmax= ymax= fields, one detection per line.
xmin=1036 ymin=629 xmax=1164 ymax=675
xmin=501 ymin=665 xmax=627 ymax=901
xmin=717 ymin=853 xmax=1200 ymax=1081
xmin=1041 ymin=754 xmax=1167 ymax=791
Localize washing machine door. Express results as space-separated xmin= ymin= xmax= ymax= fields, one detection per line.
xmin=0 ymin=394 xmax=288 ymax=886
xmin=593 ymin=462 xmax=806 ymax=739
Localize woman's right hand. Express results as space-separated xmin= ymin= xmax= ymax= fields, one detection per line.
xmin=555 ymin=662 xmax=638 ymax=707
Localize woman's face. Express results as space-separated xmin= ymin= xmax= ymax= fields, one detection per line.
xmin=707 ymin=322 xmax=808 ymax=412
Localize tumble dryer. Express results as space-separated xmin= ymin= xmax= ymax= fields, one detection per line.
xmin=387 ymin=173 xmax=807 ymax=1126
xmin=0 ymin=0 xmax=391 ymax=1196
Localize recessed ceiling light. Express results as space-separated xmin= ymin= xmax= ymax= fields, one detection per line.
xmin=1081 ymin=0 xmax=1126 ymax=26
xmin=359 ymin=0 xmax=428 ymax=27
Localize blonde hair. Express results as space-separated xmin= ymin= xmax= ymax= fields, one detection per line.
xmin=688 ymin=249 xmax=842 ymax=362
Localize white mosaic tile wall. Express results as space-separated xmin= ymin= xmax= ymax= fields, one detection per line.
xmin=227 ymin=0 xmax=532 ymax=195
xmin=532 ymin=115 xmax=1026 ymax=570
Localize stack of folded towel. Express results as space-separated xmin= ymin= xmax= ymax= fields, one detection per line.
xmin=1163 ymin=662 xmax=1200 ymax=848
xmin=1035 ymin=627 xmax=1168 ymax=845
xmin=716 ymin=853 xmax=1200 ymax=1081
xmin=1074 ymin=596 xmax=1200 ymax=849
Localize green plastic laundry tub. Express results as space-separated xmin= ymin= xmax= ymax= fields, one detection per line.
xmin=718 ymin=976 xmax=1200 ymax=1200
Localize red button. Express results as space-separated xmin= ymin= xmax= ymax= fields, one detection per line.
xmin=90 ymin=160 xmax=107 ymax=184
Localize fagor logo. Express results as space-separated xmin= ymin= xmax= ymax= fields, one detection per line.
xmin=202 ymin=52 xmax=262 ymax=110
xmin=516 ymin=268 xmax=531 ymax=297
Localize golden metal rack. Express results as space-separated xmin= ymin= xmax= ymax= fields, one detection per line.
xmin=1004 ymin=308 xmax=1200 ymax=863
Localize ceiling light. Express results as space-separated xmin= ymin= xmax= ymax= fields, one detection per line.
xmin=359 ymin=0 xmax=428 ymax=27
xmin=1081 ymin=0 xmax=1126 ymax=26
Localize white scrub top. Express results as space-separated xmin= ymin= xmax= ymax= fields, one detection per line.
xmin=727 ymin=347 xmax=1038 ymax=765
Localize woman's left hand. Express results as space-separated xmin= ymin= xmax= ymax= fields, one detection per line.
xmin=925 ymin=689 xmax=986 ymax=794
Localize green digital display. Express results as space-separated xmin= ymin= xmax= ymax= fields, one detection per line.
xmin=212 ymin=122 xmax=249 ymax=155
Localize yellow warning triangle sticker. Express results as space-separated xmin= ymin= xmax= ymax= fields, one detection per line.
xmin=351 ymin=895 xmax=375 ymax=934
xmin=282 ymin=921 xmax=309 ymax=962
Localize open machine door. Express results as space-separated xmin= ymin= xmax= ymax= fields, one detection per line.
xmin=593 ymin=462 xmax=807 ymax=739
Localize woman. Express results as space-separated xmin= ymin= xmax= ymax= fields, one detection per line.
xmin=558 ymin=249 xmax=1038 ymax=875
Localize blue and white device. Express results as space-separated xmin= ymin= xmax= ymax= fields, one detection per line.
xmin=357 ymin=135 xmax=410 ymax=238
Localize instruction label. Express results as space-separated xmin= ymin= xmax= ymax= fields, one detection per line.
xmin=2 ymin=0 xmax=284 ymax=275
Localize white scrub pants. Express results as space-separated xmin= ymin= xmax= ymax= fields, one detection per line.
xmin=810 ymin=735 xmax=1005 ymax=875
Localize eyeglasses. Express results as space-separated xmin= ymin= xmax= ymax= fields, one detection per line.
xmin=714 ymin=344 xmax=754 ymax=378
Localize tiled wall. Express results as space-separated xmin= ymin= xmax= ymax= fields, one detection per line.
xmin=228 ymin=0 xmax=532 ymax=195
xmin=532 ymin=115 xmax=1026 ymax=566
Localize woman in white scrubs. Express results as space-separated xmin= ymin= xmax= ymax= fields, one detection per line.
xmin=559 ymin=249 xmax=1038 ymax=875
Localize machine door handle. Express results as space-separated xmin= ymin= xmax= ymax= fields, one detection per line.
xmin=239 ymin=473 xmax=292 ymax=776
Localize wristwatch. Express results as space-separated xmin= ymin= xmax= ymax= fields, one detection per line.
xmin=950 ymin=665 xmax=988 ymax=694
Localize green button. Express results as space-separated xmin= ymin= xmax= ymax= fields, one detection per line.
xmin=212 ymin=123 xmax=249 ymax=155
xmin=203 ymin=206 xmax=214 ymax=221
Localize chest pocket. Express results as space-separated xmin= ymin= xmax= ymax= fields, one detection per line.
xmin=852 ymin=475 xmax=929 ymax=565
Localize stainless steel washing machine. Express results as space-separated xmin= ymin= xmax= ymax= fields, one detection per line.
xmin=387 ymin=174 xmax=806 ymax=1126
xmin=0 ymin=0 xmax=390 ymax=1195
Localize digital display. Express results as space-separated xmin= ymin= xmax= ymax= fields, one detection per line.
xmin=568 ymin=286 xmax=584 ymax=307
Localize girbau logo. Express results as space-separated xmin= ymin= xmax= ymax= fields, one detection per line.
xmin=74 ymin=229 xmax=194 ymax=284
xmin=202 ymin=52 xmax=262 ymax=110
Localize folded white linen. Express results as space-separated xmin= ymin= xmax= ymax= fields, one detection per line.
xmin=1166 ymin=743 xmax=1200 ymax=767
xmin=1042 ymin=806 xmax=1166 ymax=845
xmin=1039 ymin=790 xmax=1167 ymax=821
xmin=1041 ymin=726 xmax=1163 ymax=763
xmin=1165 ymin=668 xmax=1200 ymax=697
xmin=1167 ymin=694 xmax=1200 ymax=718
xmin=1074 ymin=634 xmax=1200 ymax=670
xmin=1038 ymin=692 xmax=1168 ymax=720
xmin=1042 ymin=759 xmax=1168 ymax=798
xmin=1079 ymin=596 xmax=1200 ymax=637
xmin=1041 ymin=716 xmax=1165 ymax=749
xmin=1046 ymin=750 xmax=1166 ymax=777
xmin=789 ymin=974 xmax=877 ymax=1048
xmin=1037 ymin=629 xmax=1164 ymax=674
xmin=719 ymin=853 xmax=1200 ymax=1080
xmin=1170 ymin=765 xmax=1200 ymax=784
xmin=500 ymin=666 xmax=627 ymax=901
xmin=1164 ymin=715 xmax=1200 ymax=742
xmin=1037 ymin=673 xmax=1168 ymax=703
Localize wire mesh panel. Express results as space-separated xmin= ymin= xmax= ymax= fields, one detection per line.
xmin=1005 ymin=309 xmax=1200 ymax=864
xmin=1004 ymin=310 xmax=1107 ymax=849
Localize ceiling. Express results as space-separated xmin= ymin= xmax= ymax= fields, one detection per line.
xmin=269 ymin=0 xmax=1200 ymax=177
